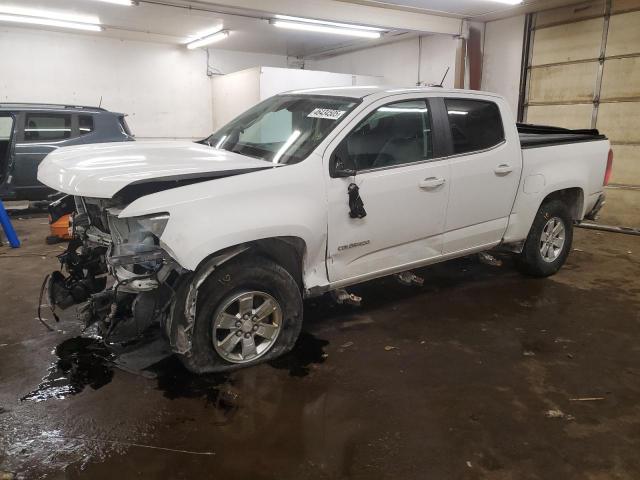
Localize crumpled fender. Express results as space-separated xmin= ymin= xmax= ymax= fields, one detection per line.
xmin=167 ymin=244 xmax=249 ymax=355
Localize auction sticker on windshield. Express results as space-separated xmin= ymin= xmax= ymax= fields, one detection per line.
xmin=307 ymin=108 xmax=346 ymax=120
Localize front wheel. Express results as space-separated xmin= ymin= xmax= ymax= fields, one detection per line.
xmin=178 ymin=256 xmax=303 ymax=373
xmin=517 ymin=199 xmax=573 ymax=277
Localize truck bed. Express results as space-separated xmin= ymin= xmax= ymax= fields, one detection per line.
xmin=517 ymin=123 xmax=607 ymax=149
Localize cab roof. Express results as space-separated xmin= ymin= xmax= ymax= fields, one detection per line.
xmin=284 ymin=85 xmax=503 ymax=101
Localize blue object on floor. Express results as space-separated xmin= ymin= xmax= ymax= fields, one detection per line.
xmin=0 ymin=200 xmax=20 ymax=248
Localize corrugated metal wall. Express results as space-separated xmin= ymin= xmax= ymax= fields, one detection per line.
xmin=522 ymin=0 xmax=640 ymax=226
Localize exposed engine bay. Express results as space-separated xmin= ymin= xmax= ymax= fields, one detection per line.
xmin=45 ymin=196 xmax=184 ymax=343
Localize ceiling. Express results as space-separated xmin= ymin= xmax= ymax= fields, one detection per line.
xmin=338 ymin=0 xmax=589 ymax=20
xmin=2 ymin=0 xmax=410 ymax=57
xmin=0 ymin=0 xmax=584 ymax=57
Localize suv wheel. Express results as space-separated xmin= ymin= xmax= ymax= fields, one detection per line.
xmin=178 ymin=256 xmax=303 ymax=373
xmin=517 ymin=199 xmax=573 ymax=277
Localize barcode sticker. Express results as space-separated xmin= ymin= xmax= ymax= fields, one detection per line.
xmin=307 ymin=108 xmax=346 ymax=120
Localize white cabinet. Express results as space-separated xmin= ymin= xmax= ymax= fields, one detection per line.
xmin=211 ymin=66 xmax=382 ymax=130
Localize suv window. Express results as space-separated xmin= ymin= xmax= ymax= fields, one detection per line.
xmin=343 ymin=99 xmax=433 ymax=170
xmin=78 ymin=115 xmax=95 ymax=136
xmin=445 ymin=99 xmax=504 ymax=155
xmin=24 ymin=114 xmax=71 ymax=142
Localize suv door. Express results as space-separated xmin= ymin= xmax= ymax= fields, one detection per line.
xmin=13 ymin=112 xmax=72 ymax=199
xmin=0 ymin=114 xmax=15 ymax=195
xmin=441 ymin=97 xmax=522 ymax=253
xmin=326 ymin=98 xmax=451 ymax=285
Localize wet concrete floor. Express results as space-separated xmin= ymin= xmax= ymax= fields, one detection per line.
xmin=1 ymin=216 xmax=640 ymax=479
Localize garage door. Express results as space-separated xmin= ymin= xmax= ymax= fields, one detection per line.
xmin=522 ymin=0 xmax=640 ymax=226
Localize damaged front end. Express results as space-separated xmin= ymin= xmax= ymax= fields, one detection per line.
xmin=46 ymin=196 xmax=185 ymax=342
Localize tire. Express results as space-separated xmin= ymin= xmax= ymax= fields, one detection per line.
xmin=178 ymin=255 xmax=303 ymax=373
xmin=517 ymin=199 xmax=573 ymax=277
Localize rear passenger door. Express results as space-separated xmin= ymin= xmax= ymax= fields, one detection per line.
xmin=326 ymin=97 xmax=451 ymax=284
xmin=14 ymin=112 xmax=72 ymax=196
xmin=441 ymin=97 xmax=522 ymax=253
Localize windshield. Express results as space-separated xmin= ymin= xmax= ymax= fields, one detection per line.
xmin=204 ymin=95 xmax=360 ymax=164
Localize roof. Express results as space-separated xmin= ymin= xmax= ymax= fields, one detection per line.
xmin=284 ymin=86 xmax=504 ymax=101
xmin=0 ymin=103 xmax=109 ymax=113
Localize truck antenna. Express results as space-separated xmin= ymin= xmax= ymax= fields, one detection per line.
xmin=98 ymin=96 xmax=103 ymax=108
xmin=437 ymin=67 xmax=450 ymax=87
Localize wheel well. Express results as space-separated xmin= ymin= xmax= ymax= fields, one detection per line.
xmin=247 ymin=237 xmax=306 ymax=291
xmin=542 ymin=187 xmax=584 ymax=220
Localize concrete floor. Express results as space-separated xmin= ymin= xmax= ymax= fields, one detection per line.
xmin=1 ymin=216 xmax=639 ymax=480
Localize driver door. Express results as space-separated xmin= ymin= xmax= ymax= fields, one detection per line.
xmin=325 ymin=97 xmax=451 ymax=285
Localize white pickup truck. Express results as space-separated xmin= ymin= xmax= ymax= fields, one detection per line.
xmin=38 ymin=86 xmax=613 ymax=372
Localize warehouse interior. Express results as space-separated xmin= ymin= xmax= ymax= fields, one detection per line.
xmin=0 ymin=0 xmax=639 ymax=478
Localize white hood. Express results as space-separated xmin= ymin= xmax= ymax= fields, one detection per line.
xmin=37 ymin=141 xmax=273 ymax=198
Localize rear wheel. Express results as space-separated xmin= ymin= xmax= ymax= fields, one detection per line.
xmin=517 ymin=199 xmax=573 ymax=277
xmin=178 ymin=256 xmax=303 ymax=373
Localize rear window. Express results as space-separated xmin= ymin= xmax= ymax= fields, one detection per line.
xmin=118 ymin=115 xmax=132 ymax=136
xmin=445 ymin=99 xmax=504 ymax=155
xmin=24 ymin=114 xmax=71 ymax=142
xmin=78 ymin=115 xmax=94 ymax=136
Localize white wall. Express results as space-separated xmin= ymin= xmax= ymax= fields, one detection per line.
xmin=481 ymin=15 xmax=525 ymax=115
xmin=0 ymin=26 xmax=290 ymax=140
xmin=306 ymin=35 xmax=458 ymax=88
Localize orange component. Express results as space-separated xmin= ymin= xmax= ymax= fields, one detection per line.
xmin=49 ymin=213 xmax=72 ymax=240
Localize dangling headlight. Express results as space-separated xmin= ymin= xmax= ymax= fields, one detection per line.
xmin=130 ymin=213 xmax=170 ymax=239
xmin=107 ymin=212 xmax=171 ymax=272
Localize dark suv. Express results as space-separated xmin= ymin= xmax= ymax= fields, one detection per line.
xmin=0 ymin=103 xmax=133 ymax=201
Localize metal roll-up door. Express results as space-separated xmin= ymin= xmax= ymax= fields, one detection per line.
xmin=522 ymin=0 xmax=640 ymax=226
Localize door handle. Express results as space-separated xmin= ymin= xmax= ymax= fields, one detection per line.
xmin=494 ymin=164 xmax=513 ymax=175
xmin=419 ymin=177 xmax=446 ymax=189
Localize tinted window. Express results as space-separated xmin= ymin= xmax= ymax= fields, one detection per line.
xmin=0 ymin=116 xmax=13 ymax=140
xmin=343 ymin=100 xmax=433 ymax=170
xmin=24 ymin=114 xmax=71 ymax=142
xmin=78 ymin=115 xmax=94 ymax=136
xmin=445 ymin=99 xmax=504 ymax=154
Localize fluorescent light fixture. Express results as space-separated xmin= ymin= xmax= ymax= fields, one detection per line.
xmin=486 ymin=0 xmax=522 ymax=4
xmin=88 ymin=0 xmax=134 ymax=5
xmin=0 ymin=5 xmax=100 ymax=24
xmin=186 ymin=28 xmax=229 ymax=49
xmin=0 ymin=5 xmax=102 ymax=31
xmin=379 ymin=107 xmax=428 ymax=113
xmin=0 ymin=13 xmax=103 ymax=32
xmin=272 ymin=20 xmax=381 ymax=39
xmin=274 ymin=15 xmax=386 ymax=32
xmin=273 ymin=130 xmax=301 ymax=164
xmin=214 ymin=135 xmax=228 ymax=149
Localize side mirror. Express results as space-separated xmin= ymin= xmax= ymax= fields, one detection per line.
xmin=330 ymin=143 xmax=356 ymax=178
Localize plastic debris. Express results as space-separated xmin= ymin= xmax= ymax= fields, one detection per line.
xmin=395 ymin=271 xmax=424 ymax=286
xmin=478 ymin=251 xmax=502 ymax=266
xmin=384 ymin=345 xmax=398 ymax=351
xmin=545 ymin=409 xmax=574 ymax=420
xmin=332 ymin=289 xmax=362 ymax=306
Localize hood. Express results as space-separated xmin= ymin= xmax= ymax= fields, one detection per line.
xmin=37 ymin=141 xmax=274 ymax=199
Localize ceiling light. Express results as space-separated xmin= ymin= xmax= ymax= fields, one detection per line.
xmin=0 ymin=13 xmax=102 ymax=32
xmin=186 ymin=30 xmax=229 ymax=49
xmin=274 ymin=15 xmax=386 ymax=32
xmin=271 ymin=20 xmax=381 ymax=39
xmin=87 ymin=0 xmax=135 ymax=5
xmin=0 ymin=5 xmax=102 ymax=31
xmin=0 ymin=5 xmax=100 ymax=24
xmin=485 ymin=0 xmax=523 ymax=4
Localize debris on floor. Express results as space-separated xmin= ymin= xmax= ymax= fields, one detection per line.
xmin=545 ymin=409 xmax=574 ymax=420
xmin=478 ymin=252 xmax=503 ymax=267
xmin=331 ymin=289 xmax=362 ymax=306
xmin=569 ymin=397 xmax=605 ymax=402
xmin=395 ymin=271 xmax=425 ymax=286
xmin=384 ymin=345 xmax=398 ymax=351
